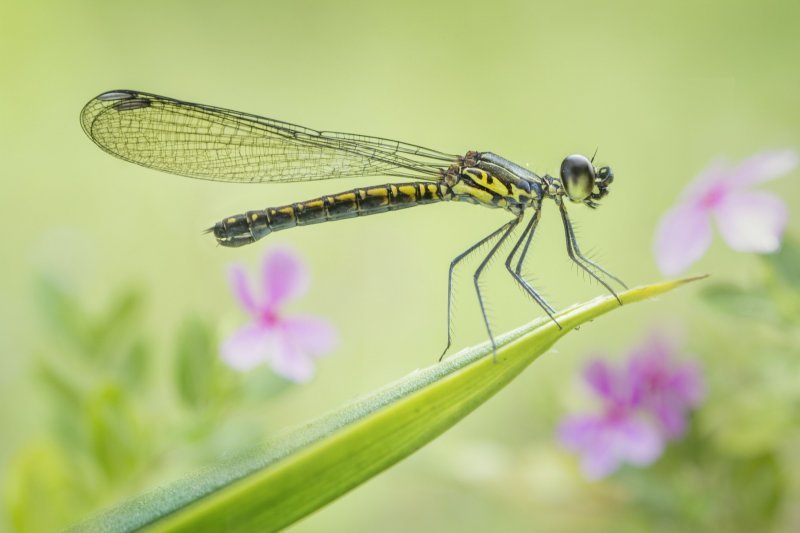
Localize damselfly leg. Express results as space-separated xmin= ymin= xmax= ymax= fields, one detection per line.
xmin=504 ymin=210 xmax=560 ymax=324
xmin=558 ymin=202 xmax=627 ymax=303
xmin=473 ymin=216 xmax=522 ymax=360
xmin=441 ymin=209 xmax=564 ymax=362
xmin=440 ymin=220 xmax=514 ymax=361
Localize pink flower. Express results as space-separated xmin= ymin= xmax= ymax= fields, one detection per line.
xmin=558 ymin=334 xmax=704 ymax=479
xmin=559 ymin=360 xmax=664 ymax=479
xmin=654 ymin=150 xmax=798 ymax=275
xmin=220 ymin=247 xmax=337 ymax=382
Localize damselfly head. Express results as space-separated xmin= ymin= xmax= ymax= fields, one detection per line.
xmin=560 ymin=155 xmax=615 ymax=208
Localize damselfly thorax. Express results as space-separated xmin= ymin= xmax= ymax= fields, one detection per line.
xmin=81 ymin=90 xmax=626 ymax=359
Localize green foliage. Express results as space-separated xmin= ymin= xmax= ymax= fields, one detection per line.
xmin=699 ymin=282 xmax=778 ymax=321
xmin=766 ymin=238 xmax=800 ymax=287
xmin=35 ymin=279 xmax=145 ymax=360
xmin=7 ymin=281 xmax=152 ymax=531
xmin=5 ymin=441 xmax=86 ymax=533
xmin=700 ymin=238 xmax=800 ymax=326
xmin=5 ymin=279 xmax=293 ymax=532
xmin=175 ymin=318 xmax=221 ymax=410
xmin=698 ymin=238 xmax=800 ymax=459
xmin=618 ymin=424 xmax=786 ymax=531
xmin=69 ymin=278 xmax=698 ymax=532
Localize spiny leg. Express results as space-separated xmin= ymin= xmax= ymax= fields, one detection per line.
xmin=473 ymin=216 xmax=522 ymax=361
xmin=439 ymin=221 xmax=512 ymax=361
xmin=558 ymin=202 xmax=626 ymax=304
xmin=504 ymin=210 xmax=562 ymax=328
xmin=559 ymin=203 xmax=627 ymax=289
xmin=510 ymin=209 xmax=554 ymax=309
xmin=513 ymin=209 xmax=538 ymax=277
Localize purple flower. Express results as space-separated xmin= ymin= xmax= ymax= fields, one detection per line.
xmin=626 ymin=335 xmax=704 ymax=438
xmin=558 ymin=334 xmax=704 ymax=479
xmin=220 ymin=247 xmax=337 ymax=382
xmin=559 ymin=359 xmax=664 ymax=479
xmin=654 ymin=150 xmax=798 ymax=275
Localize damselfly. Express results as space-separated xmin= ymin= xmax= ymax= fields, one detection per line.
xmin=81 ymin=90 xmax=626 ymax=358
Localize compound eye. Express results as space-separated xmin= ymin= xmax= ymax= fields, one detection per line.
xmin=560 ymin=154 xmax=595 ymax=202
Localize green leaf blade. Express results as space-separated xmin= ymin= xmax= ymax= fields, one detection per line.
xmin=73 ymin=277 xmax=701 ymax=533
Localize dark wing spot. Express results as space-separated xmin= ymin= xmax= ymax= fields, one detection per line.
xmin=97 ymin=90 xmax=137 ymax=101
xmin=112 ymin=99 xmax=151 ymax=111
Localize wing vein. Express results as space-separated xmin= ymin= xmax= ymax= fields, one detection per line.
xmin=80 ymin=90 xmax=457 ymax=184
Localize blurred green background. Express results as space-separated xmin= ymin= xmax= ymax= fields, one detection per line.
xmin=2 ymin=0 xmax=799 ymax=531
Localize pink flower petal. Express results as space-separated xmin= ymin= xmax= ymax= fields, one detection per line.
xmin=648 ymin=397 xmax=688 ymax=438
xmin=727 ymin=149 xmax=799 ymax=189
xmin=714 ymin=190 xmax=788 ymax=252
xmin=626 ymin=333 xmax=673 ymax=381
xmin=262 ymin=247 xmax=310 ymax=309
xmin=615 ymin=417 xmax=664 ymax=466
xmin=268 ymin=329 xmax=316 ymax=383
xmin=653 ymin=201 xmax=714 ymax=275
xmin=668 ymin=361 xmax=705 ymax=408
xmin=559 ymin=413 xmax=665 ymax=479
xmin=583 ymin=359 xmax=616 ymax=401
xmin=263 ymin=316 xmax=338 ymax=383
xmin=683 ymin=158 xmax=730 ymax=200
xmin=581 ymin=439 xmax=621 ymax=480
xmin=228 ymin=264 xmax=260 ymax=315
xmin=558 ymin=414 xmax=599 ymax=451
xmin=280 ymin=315 xmax=338 ymax=356
xmin=220 ymin=322 xmax=272 ymax=372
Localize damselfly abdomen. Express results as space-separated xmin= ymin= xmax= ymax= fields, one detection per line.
xmin=81 ymin=90 xmax=626 ymax=358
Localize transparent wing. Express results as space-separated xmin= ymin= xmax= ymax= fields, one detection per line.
xmin=80 ymin=90 xmax=457 ymax=183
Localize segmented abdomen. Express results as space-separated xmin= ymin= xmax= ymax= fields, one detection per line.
xmin=211 ymin=181 xmax=450 ymax=247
